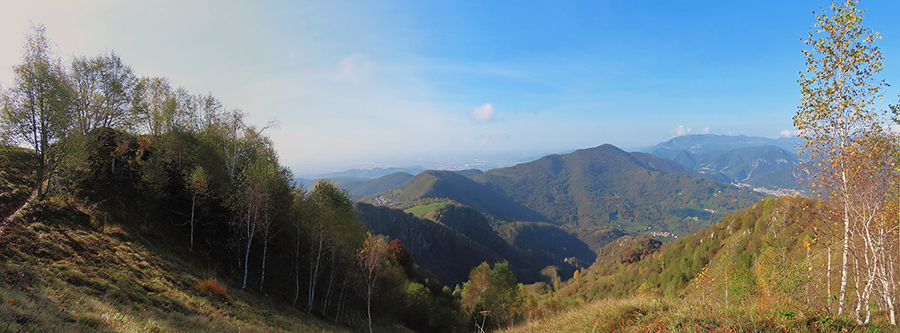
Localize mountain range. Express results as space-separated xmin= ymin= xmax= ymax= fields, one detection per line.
xmin=361 ymin=144 xmax=763 ymax=254
xmin=647 ymin=134 xmax=801 ymax=158
xmin=296 ymin=135 xmax=806 ymax=287
xmin=648 ymin=135 xmax=807 ymax=192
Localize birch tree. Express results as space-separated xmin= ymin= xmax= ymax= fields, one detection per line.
xmin=186 ymin=166 xmax=209 ymax=252
xmin=793 ymin=0 xmax=887 ymax=315
xmin=70 ymin=51 xmax=136 ymax=134
xmin=132 ymin=76 xmax=174 ymax=136
xmin=215 ymin=109 xmax=275 ymax=180
xmin=357 ymin=232 xmax=388 ymax=333
xmin=1 ymin=24 xmax=73 ymax=200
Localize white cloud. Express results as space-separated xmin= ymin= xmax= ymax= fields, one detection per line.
xmin=672 ymin=125 xmax=691 ymax=136
xmin=700 ymin=127 xmax=709 ymax=134
xmin=780 ymin=129 xmax=800 ymax=138
xmin=470 ymin=103 xmax=495 ymax=122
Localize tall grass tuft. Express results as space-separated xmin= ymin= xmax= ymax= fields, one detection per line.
xmin=194 ymin=278 xmax=232 ymax=303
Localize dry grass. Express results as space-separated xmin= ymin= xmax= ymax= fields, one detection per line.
xmin=505 ymin=295 xmax=885 ymax=333
xmin=194 ymin=278 xmax=232 ymax=303
xmin=0 ymin=197 xmax=348 ymax=332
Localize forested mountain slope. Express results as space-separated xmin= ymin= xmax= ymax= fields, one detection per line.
xmin=472 ymin=144 xmax=765 ymax=249
xmin=364 ymin=170 xmax=548 ymax=223
xmin=364 ymin=144 xmax=763 ymax=253
xmin=354 ymin=202 xmax=508 ymax=286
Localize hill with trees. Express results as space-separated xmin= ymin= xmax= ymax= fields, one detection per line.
xmin=471 ymin=144 xmax=765 ymax=249
xmin=364 ymin=144 xmax=763 ymax=255
xmin=364 ymin=170 xmax=548 ymax=223
xmin=0 ymin=26 xmax=458 ymax=333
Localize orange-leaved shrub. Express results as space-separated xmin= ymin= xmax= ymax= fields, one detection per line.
xmin=194 ymin=278 xmax=232 ymax=303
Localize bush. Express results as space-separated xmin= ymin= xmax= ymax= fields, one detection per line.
xmin=193 ymin=278 xmax=231 ymax=303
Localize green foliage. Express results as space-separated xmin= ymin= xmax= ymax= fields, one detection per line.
xmin=70 ymin=51 xmax=136 ymax=135
xmin=553 ymin=196 xmax=824 ymax=309
xmin=397 ymin=281 xmax=458 ymax=333
xmin=461 ymin=262 xmax=529 ymax=330
xmin=1 ymin=24 xmax=74 ymax=199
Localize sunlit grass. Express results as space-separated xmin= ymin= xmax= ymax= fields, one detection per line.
xmin=403 ymin=199 xmax=450 ymax=217
xmin=0 ymin=198 xmax=346 ymax=332
xmin=504 ymin=295 xmax=885 ymax=333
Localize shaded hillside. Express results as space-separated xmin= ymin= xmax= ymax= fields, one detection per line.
xmin=354 ymin=202 xmax=511 ymax=286
xmin=0 ymin=198 xmax=348 ymax=333
xmin=647 ymin=134 xmax=801 ymax=159
xmin=432 ymin=204 xmax=592 ymax=274
xmin=0 ymin=144 xmax=350 ymax=332
xmin=494 ymin=222 xmax=597 ymax=267
xmin=473 ymin=144 xmax=765 ymax=241
xmin=364 ymin=170 xmax=548 ymax=223
xmin=0 ymin=146 xmax=36 ymax=218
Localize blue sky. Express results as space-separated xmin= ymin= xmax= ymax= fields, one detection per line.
xmin=2 ymin=1 xmax=899 ymax=175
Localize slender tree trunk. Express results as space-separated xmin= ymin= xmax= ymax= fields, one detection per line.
xmin=307 ymin=232 xmax=324 ymax=313
xmin=190 ymin=194 xmax=196 ymax=252
xmin=334 ymin=274 xmax=348 ymax=325
xmin=241 ymin=202 xmax=255 ymax=290
xmin=838 ymin=176 xmax=851 ymax=316
xmin=323 ymin=250 xmax=336 ymax=312
xmin=293 ymin=224 xmax=302 ymax=306
xmin=367 ymin=285 xmax=373 ymax=333
xmin=242 ymin=225 xmax=252 ymax=289
xmin=259 ymin=237 xmax=268 ymax=292
xmin=881 ymin=248 xmax=896 ymax=325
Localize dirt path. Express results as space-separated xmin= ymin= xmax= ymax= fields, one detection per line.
xmin=0 ymin=187 xmax=38 ymax=236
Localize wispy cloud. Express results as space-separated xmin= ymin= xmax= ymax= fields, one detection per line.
xmin=672 ymin=125 xmax=691 ymax=136
xmin=780 ymin=129 xmax=800 ymax=137
xmin=471 ymin=103 xmax=495 ymax=122
xmin=671 ymin=125 xmax=710 ymax=136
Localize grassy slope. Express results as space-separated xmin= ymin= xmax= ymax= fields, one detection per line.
xmin=505 ymin=296 xmax=873 ymax=333
xmin=0 ymin=146 xmax=36 ymax=218
xmin=0 ymin=197 xmax=347 ymax=332
xmin=505 ymin=196 xmax=893 ymax=332
xmin=0 ymin=147 xmax=408 ymax=332
xmin=403 ymin=199 xmax=450 ymax=218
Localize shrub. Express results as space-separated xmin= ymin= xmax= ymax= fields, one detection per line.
xmin=193 ymin=278 xmax=232 ymax=303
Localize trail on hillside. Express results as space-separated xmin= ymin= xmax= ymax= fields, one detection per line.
xmin=0 ymin=187 xmax=38 ymax=236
